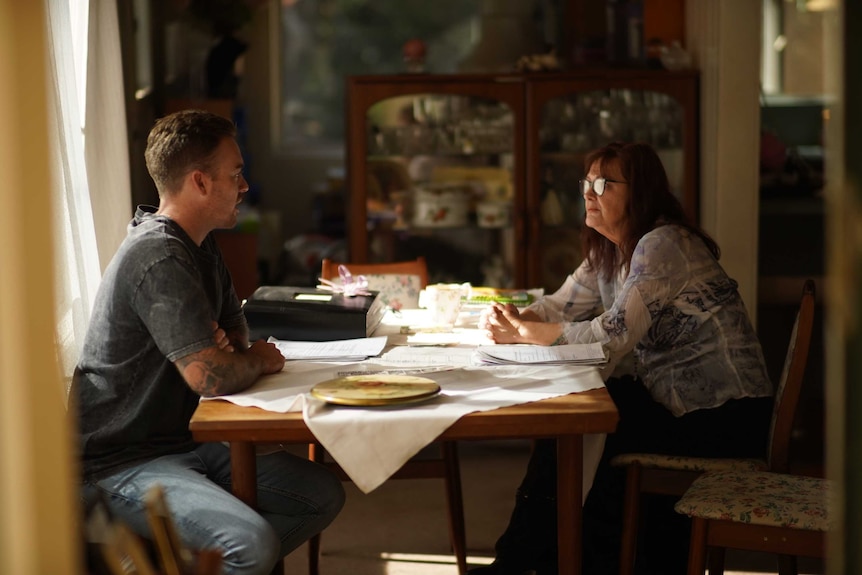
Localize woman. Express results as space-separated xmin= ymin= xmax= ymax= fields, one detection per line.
xmin=472 ymin=142 xmax=773 ymax=575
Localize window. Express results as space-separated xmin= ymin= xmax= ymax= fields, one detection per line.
xmin=759 ymin=0 xmax=831 ymax=159
xmin=278 ymin=0 xmax=482 ymax=149
xmin=761 ymin=0 xmax=832 ymax=97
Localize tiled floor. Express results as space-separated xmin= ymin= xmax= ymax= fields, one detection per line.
xmin=279 ymin=440 xmax=825 ymax=575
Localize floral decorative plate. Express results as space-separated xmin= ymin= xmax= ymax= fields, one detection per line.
xmin=310 ymin=374 xmax=441 ymax=406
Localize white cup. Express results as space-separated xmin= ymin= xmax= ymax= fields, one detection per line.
xmin=421 ymin=283 xmax=468 ymax=328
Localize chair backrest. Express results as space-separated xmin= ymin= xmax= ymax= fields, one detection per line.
xmin=766 ymin=278 xmax=816 ymax=473
xmin=320 ymin=257 xmax=429 ymax=310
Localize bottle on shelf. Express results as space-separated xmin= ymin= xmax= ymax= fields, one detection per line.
xmin=606 ymin=0 xmax=645 ymax=65
xmin=540 ymin=168 xmax=564 ymax=226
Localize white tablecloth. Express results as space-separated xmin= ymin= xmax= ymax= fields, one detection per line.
xmin=203 ymin=310 xmax=607 ymax=493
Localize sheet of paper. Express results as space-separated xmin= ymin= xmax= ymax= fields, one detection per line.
xmin=268 ymin=335 xmax=387 ymax=361
xmin=378 ymin=346 xmax=475 ymax=367
xmin=403 ymin=332 xmax=463 ymax=346
xmin=473 ymin=342 xmax=608 ymax=365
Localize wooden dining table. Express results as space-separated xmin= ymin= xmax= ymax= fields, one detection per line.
xmin=190 ymin=385 xmax=619 ymax=575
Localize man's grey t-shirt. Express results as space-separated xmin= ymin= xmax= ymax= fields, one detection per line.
xmin=72 ymin=206 xmax=245 ymax=481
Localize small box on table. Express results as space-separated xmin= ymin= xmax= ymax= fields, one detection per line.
xmin=242 ymin=286 xmax=386 ymax=342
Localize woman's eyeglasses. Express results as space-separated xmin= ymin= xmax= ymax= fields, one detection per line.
xmin=579 ymin=177 xmax=626 ymax=197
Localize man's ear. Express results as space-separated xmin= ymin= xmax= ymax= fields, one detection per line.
xmin=191 ymin=170 xmax=208 ymax=195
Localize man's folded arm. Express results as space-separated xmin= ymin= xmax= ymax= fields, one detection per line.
xmin=175 ymin=340 xmax=284 ymax=397
xmin=225 ymin=322 xmax=251 ymax=350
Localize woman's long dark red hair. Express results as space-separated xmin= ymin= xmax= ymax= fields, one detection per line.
xmin=581 ymin=142 xmax=719 ymax=280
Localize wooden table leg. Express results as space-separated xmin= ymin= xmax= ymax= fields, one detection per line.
xmin=557 ymin=435 xmax=583 ymax=575
xmin=442 ymin=441 xmax=467 ymax=575
xmin=230 ymin=442 xmax=258 ymax=508
xmin=686 ymin=517 xmax=709 ymax=575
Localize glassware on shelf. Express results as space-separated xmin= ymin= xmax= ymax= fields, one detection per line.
xmin=541 ymin=89 xmax=684 ymax=154
xmin=660 ymin=41 xmax=692 ymax=71
xmin=368 ymin=94 xmax=514 ymax=157
xmin=453 ymin=122 xmax=512 ymax=155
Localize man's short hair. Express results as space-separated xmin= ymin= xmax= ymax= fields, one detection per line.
xmin=145 ymin=109 xmax=237 ymax=196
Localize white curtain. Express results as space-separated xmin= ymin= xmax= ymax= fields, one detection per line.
xmin=45 ymin=0 xmax=132 ymax=382
xmin=85 ymin=0 xmax=133 ymax=271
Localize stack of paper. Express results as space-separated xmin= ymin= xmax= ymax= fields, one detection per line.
xmin=268 ymin=336 xmax=387 ymax=361
xmin=473 ymin=342 xmax=608 ymax=366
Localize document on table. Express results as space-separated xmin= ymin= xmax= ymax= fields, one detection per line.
xmin=268 ymin=336 xmax=388 ymax=361
xmin=377 ymin=345 xmax=475 ymax=368
xmin=473 ymin=342 xmax=608 ymax=366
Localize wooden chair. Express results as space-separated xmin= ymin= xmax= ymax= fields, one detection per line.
xmin=674 ymin=469 xmax=830 ymax=575
xmin=320 ymin=257 xmax=429 ymax=311
xmin=83 ymin=485 xmax=224 ymax=575
xmin=321 ymin=257 xmax=429 ymax=288
xmin=308 ymin=256 xmax=467 ymax=575
xmin=612 ymin=279 xmax=816 ymax=575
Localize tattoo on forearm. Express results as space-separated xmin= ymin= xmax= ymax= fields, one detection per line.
xmin=176 ymin=348 xmax=255 ymax=396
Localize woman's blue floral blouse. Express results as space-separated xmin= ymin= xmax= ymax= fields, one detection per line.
xmin=525 ymin=225 xmax=772 ymax=416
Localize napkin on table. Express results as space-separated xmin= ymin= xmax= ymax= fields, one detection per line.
xmin=301 ymin=364 xmax=606 ymax=493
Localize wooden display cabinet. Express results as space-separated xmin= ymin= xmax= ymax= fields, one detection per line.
xmin=346 ymin=69 xmax=698 ymax=291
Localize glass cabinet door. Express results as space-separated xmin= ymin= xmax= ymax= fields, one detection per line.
xmin=362 ymin=92 xmax=518 ymax=287
xmin=349 ymin=72 xmax=697 ymax=292
xmin=535 ymin=88 xmax=687 ymax=290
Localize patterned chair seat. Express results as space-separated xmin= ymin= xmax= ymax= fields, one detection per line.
xmin=611 ymin=452 xmax=768 ymax=473
xmin=675 ymin=470 xmax=832 ymax=531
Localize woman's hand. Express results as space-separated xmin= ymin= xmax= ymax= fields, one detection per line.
xmin=479 ymin=303 xmax=565 ymax=345
xmin=479 ymin=303 xmax=526 ymax=344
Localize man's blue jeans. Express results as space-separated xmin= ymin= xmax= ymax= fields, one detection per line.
xmin=83 ymin=442 xmax=345 ymax=575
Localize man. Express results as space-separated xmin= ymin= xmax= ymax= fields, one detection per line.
xmin=72 ymin=110 xmax=344 ymax=575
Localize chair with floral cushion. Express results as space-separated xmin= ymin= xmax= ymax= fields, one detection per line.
xmin=320 ymin=257 xmax=428 ymax=311
xmin=674 ymin=469 xmax=830 ymax=574
xmin=308 ymin=256 xmax=467 ymax=575
xmin=611 ymin=279 xmax=816 ymax=575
